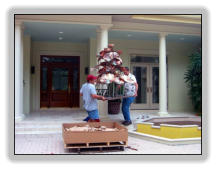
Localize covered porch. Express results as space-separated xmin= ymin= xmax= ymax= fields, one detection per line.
xmin=14 ymin=15 xmax=201 ymax=122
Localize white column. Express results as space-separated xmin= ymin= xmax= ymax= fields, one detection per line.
xmin=15 ymin=20 xmax=25 ymax=121
xmin=158 ymin=33 xmax=169 ymax=116
xmin=96 ymin=25 xmax=112 ymax=119
xmin=96 ymin=25 xmax=109 ymax=54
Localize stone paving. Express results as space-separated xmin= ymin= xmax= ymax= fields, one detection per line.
xmin=15 ymin=133 xmax=201 ymax=154
xmin=15 ymin=109 xmax=201 ymax=154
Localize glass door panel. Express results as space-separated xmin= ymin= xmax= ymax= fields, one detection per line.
xmin=70 ymin=67 xmax=80 ymax=107
xmin=52 ymin=68 xmax=68 ymax=91
xmin=40 ymin=66 xmax=49 ymax=106
xmin=42 ymin=67 xmax=48 ymax=91
xmin=150 ymin=65 xmax=159 ymax=109
xmin=133 ymin=66 xmax=147 ymax=104
xmin=131 ymin=64 xmax=150 ymax=109
xmin=131 ymin=63 xmax=159 ymax=110
xmin=49 ymin=67 xmax=70 ymax=107
xmin=72 ymin=67 xmax=79 ymax=90
xmin=152 ymin=67 xmax=159 ymax=104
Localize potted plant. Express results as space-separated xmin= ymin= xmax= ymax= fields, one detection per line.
xmin=184 ymin=48 xmax=202 ymax=115
xmin=108 ymin=99 xmax=121 ymax=114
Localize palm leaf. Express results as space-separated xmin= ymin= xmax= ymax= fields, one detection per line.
xmin=184 ymin=48 xmax=202 ymax=113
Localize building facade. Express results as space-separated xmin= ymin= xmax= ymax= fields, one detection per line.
xmin=14 ymin=14 xmax=201 ymax=121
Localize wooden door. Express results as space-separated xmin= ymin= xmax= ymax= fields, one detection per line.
xmin=49 ymin=64 xmax=70 ymax=107
xmin=69 ymin=65 xmax=80 ymax=108
xmin=40 ymin=56 xmax=80 ymax=108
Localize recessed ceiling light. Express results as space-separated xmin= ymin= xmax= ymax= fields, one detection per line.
xmin=59 ymin=31 xmax=64 ymax=34
xmin=58 ymin=37 xmax=63 ymax=40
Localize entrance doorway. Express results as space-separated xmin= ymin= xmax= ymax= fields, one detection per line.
xmin=131 ymin=62 xmax=159 ymax=110
xmin=40 ymin=55 xmax=80 ymax=108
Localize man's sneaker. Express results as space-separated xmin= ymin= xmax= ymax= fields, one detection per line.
xmin=83 ymin=116 xmax=90 ymax=121
xmin=122 ymin=121 xmax=132 ymax=126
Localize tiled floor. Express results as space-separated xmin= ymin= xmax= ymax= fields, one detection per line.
xmin=15 ymin=134 xmax=201 ymax=154
xmin=15 ymin=109 xmax=201 ymax=154
xmin=23 ymin=109 xmax=197 ymax=122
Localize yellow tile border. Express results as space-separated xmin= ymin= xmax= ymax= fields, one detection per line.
xmin=128 ymin=130 xmax=201 ymax=145
xmin=135 ymin=117 xmax=201 ymax=140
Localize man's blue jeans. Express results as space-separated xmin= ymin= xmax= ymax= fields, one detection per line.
xmin=122 ymin=97 xmax=135 ymax=122
xmin=83 ymin=109 xmax=99 ymax=121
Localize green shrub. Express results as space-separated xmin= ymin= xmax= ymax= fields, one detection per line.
xmin=184 ymin=48 xmax=202 ymax=113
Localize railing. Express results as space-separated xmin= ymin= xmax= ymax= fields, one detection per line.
xmin=96 ymin=83 xmax=126 ymax=99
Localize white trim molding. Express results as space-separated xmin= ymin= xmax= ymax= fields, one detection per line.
xmin=15 ymin=15 xmax=113 ymax=26
xmin=111 ymin=21 xmax=201 ymax=36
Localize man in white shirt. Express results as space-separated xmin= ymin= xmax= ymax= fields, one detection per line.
xmin=121 ymin=67 xmax=138 ymax=126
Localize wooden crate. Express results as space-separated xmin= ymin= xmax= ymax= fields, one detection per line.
xmin=62 ymin=122 xmax=128 ymax=150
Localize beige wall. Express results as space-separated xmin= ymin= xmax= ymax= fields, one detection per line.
xmin=29 ymin=38 xmax=199 ymax=113
xmin=30 ymin=41 xmax=88 ymax=112
xmin=89 ymin=38 xmax=199 ymax=112
xmin=89 ymin=38 xmax=97 ymax=70
xmin=167 ymin=42 xmax=199 ymax=112
xmin=23 ymin=35 xmax=31 ymax=114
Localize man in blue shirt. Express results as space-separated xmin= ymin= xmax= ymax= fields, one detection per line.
xmin=80 ymin=74 xmax=106 ymax=122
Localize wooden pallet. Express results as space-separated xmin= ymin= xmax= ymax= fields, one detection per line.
xmin=64 ymin=141 xmax=128 ymax=152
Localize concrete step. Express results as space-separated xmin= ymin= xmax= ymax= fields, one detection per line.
xmin=15 ymin=129 xmax=62 ymax=135
xmin=15 ymin=117 xmax=135 ymax=134
xmin=15 ymin=123 xmax=62 ymax=134
xmin=15 ymin=121 xmax=69 ymax=134
xmin=15 ymin=118 xmax=107 ymax=134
